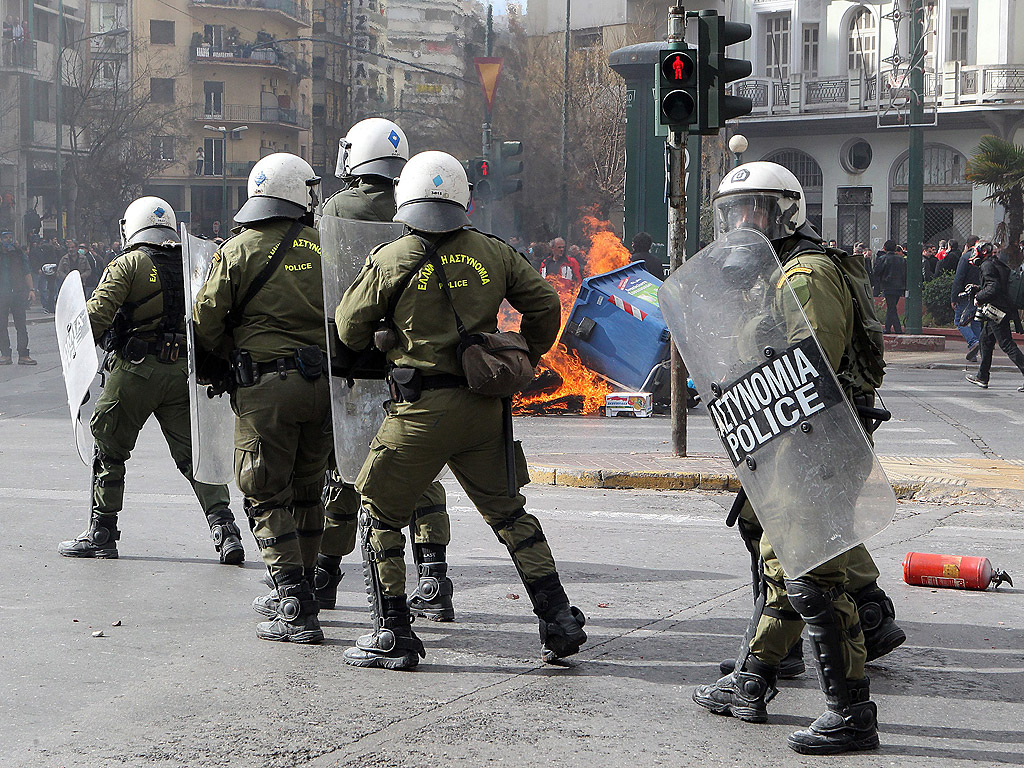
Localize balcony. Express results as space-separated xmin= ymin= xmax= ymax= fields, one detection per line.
xmin=1 ymin=40 xmax=37 ymax=73
xmin=192 ymin=103 xmax=311 ymax=129
xmin=733 ymin=61 xmax=1024 ymax=119
xmin=190 ymin=45 xmax=310 ymax=78
xmin=190 ymin=0 xmax=311 ymax=26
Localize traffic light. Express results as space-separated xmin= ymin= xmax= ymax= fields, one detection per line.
xmin=496 ymin=140 xmax=523 ymax=198
xmin=468 ymin=156 xmax=492 ymax=201
xmin=657 ymin=45 xmax=698 ymax=131
xmin=699 ymin=11 xmax=753 ymax=131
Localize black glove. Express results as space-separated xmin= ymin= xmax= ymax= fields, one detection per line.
xmin=195 ymin=348 xmax=235 ymax=396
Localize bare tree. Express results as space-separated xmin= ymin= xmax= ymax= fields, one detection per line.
xmin=60 ymin=40 xmax=188 ymax=240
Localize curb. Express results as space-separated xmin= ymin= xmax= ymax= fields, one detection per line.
xmin=528 ymin=463 xmax=926 ymax=500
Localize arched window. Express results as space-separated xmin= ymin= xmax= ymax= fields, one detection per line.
xmin=847 ymin=7 xmax=876 ymax=74
xmin=892 ymin=145 xmax=967 ymax=187
xmin=763 ymin=149 xmax=823 ymax=189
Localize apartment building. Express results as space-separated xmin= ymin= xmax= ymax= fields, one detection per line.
xmin=137 ymin=0 xmax=313 ymax=235
xmin=0 ymin=0 xmax=91 ymax=240
xmin=729 ymin=0 xmax=1024 ymax=250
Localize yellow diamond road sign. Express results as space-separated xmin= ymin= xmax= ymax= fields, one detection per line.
xmin=474 ymin=57 xmax=504 ymax=112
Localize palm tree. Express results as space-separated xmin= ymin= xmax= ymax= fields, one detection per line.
xmin=965 ymin=135 xmax=1024 ymax=267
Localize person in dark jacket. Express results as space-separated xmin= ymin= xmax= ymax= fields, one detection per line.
xmin=631 ymin=231 xmax=663 ymax=278
xmin=964 ymin=242 xmax=1024 ymax=390
xmin=873 ymin=240 xmax=906 ymax=333
xmin=951 ymin=238 xmax=982 ymax=360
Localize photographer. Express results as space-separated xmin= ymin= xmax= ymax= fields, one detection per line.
xmin=964 ymin=242 xmax=1024 ymax=390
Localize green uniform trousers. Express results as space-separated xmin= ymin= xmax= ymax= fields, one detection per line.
xmin=321 ymin=471 xmax=449 ymax=558
xmin=740 ymin=501 xmax=869 ymax=680
xmin=90 ymin=354 xmax=230 ymax=519
xmin=232 ymin=372 xmax=333 ymax=577
xmin=355 ymin=388 xmax=551 ymax=597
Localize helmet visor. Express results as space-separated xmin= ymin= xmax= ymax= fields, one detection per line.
xmin=713 ymin=192 xmax=800 ymax=241
xmin=335 ymin=140 xmax=351 ymax=178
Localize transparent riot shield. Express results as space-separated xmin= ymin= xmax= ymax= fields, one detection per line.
xmin=658 ymin=229 xmax=895 ymax=577
xmin=54 ymin=270 xmax=98 ymax=465
xmin=319 ymin=214 xmax=405 ymax=483
xmin=182 ymin=227 xmax=234 ymax=484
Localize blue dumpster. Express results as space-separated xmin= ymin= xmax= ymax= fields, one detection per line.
xmin=561 ymin=261 xmax=670 ymax=392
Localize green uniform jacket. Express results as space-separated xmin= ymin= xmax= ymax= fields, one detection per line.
xmin=193 ymin=219 xmax=326 ymax=363
xmin=335 ymin=228 xmax=561 ymax=375
xmin=776 ymin=237 xmax=885 ymax=397
xmin=87 ymin=245 xmax=180 ymax=343
xmin=321 ymin=178 xmax=395 ymax=222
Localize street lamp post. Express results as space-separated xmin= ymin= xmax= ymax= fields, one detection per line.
xmin=728 ymin=133 xmax=748 ymax=169
xmin=203 ymin=124 xmax=248 ymax=231
xmin=54 ymin=9 xmax=128 ymax=239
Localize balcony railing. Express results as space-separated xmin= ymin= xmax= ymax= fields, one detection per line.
xmin=731 ymin=62 xmax=1024 ymax=118
xmin=190 ymin=45 xmax=310 ymax=78
xmin=191 ymin=0 xmax=310 ymax=26
xmin=196 ymin=161 xmax=257 ymax=177
xmin=1 ymin=40 xmax=37 ymax=72
xmin=192 ymin=103 xmax=311 ymax=129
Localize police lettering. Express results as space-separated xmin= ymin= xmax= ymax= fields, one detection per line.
xmin=707 ymin=338 xmax=844 ymax=465
xmin=292 ymin=238 xmax=322 ymax=254
xmin=439 ymin=253 xmax=490 ymax=285
xmin=284 ymin=262 xmax=313 ymax=272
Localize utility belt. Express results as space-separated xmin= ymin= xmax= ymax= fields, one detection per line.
xmin=231 ymin=345 xmax=326 ymax=388
xmin=118 ymin=333 xmax=186 ymax=365
xmin=388 ymin=367 xmax=467 ymax=403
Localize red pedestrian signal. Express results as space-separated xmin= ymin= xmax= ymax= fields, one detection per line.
xmin=657 ymin=47 xmax=698 ymax=129
xmin=480 ymin=160 xmax=488 ymax=176
xmin=662 ymin=52 xmax=694 ymax=83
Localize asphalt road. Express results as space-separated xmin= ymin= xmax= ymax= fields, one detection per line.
xmin=1 ymin=324 xmax=1022 ymax=767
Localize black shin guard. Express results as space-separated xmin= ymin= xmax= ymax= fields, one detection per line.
xmin=524 ymin=573 xmax=587 ymax=662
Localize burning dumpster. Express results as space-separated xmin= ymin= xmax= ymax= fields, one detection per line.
xmin=560 ymin=262 xmax=671 ymax=395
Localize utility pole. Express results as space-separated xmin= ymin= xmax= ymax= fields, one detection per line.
xmin=560 ymin=0 xmax=570 ymax=239
xmin=906 ymin=0 xmax=925 ymax=334
xmin=665 ymin=3 xmax=688 ymax=456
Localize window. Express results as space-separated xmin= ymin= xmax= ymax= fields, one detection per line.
xmin=763 ymin=149 xmax=823 ymax=189
xmin=150 ymin=20 xmax=174 ymax=45
xmin=840 ymin=139 xmax=873 ymax=173
xmin=35 ymin=80 xmax=50 ymax=121
xmin=949 ymin=9 xmax=969 ymax=64
xmin=150 ymin=78 xmax=175 ymax=103
xmin=204 ymin=82 xmax=224 ymax=116
xmin=35 ymin=14 xmax=49 ymax=43
xmin=848 ymin=7 xmax=876 ymax=74
xmin=764 ymin=13 xmax=790 ymax=79
xmin=203 ymin=137 xmax=224 ymax=176
xmin=101 ymin=60 xmax=119 ymax=82
xmin=204 ymin=24 xmax=224 ymax=49
xmin=151 ymin=135 xmax=174 ymax=162
xmin=802 ymin=24 xmax=819 ymax=77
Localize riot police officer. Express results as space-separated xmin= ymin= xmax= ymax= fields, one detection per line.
xmin=693 ymin=163 xmax=901 ymax=754
xmin=193 ymin=154 xmax=332 ymax=644
xmin=334 ymin=151 xmax=587 ymax=670
xmin=57 ymin=197 xmax=242 ymax=564
xmin=311 ymin=118 xmax=456 ymax=621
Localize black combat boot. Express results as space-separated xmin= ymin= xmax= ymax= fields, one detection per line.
xmin=206 ymin=509 xmax=244 ymax=565
xmin=408 ymin=543 xmax=455 ymax=621
xmin=255 ymin=570 xmax=323 ymax=644
xmin=787 ymin=678 xmax=879 ymax=754
xmin=851 ymin=584 xmax=906 ymax=662
xmin=693 ymin=656 xmax=778 ymax=723
xmin=313 ymin=554 xmax=344 ymax=609
xmin=57 ymin=515 xmax=120 ymax=559
xmin=252 ymin=572 xmax=279 ymax=618
xmin=344 ymin=595 xmax=425 ymax=670
xmin=525 ymin=573 xmax=587 ymax=663
xmin=785 ymin=577 xmax=880 ymax=754
xmin=720 ymin=640 xmax=805 ymax=679
xmin=408 ymin=563 xmax=455 ymax=622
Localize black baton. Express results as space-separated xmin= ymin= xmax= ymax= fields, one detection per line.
xmin=726 ymin=486 xmax=747 ymax=528
xmin=502 ymin=396 xmax=516 ymax=498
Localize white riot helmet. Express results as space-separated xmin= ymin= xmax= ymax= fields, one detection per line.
xmin=235 ymin=152 xmax=321 ymax=225
xmin=393 ymin=151 xmax=471 ymax=233
xmin=336 ymin=118 xmax=409 ymax=180
xmin=713 ymin=161 xmax=806 ymax=242
xmin=121 ymin=196 xmax=179 ymax=247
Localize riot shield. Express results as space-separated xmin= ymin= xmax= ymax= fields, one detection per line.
xmin=54 ymin=270 xmax=98 ymax=465
xmin=182 ymin=227 xmax=234 ymax=484
xmin=658 ymin=229 xmax=895 ymax=578
xmin=319 ymin=214 xmax=405 ymax=483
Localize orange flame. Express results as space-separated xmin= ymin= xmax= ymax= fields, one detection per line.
xmin=502 ymin=217 xmax=636 ymax=415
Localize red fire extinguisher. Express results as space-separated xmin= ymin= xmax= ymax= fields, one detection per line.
xmin=903 ymin=552 xmax=1013 ymax=591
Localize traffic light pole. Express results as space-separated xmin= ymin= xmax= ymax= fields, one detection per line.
xmin=479 ymin=4 xmax=494 ymax=233
xmin=667 ymin=128 xmax=688 ymax=457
